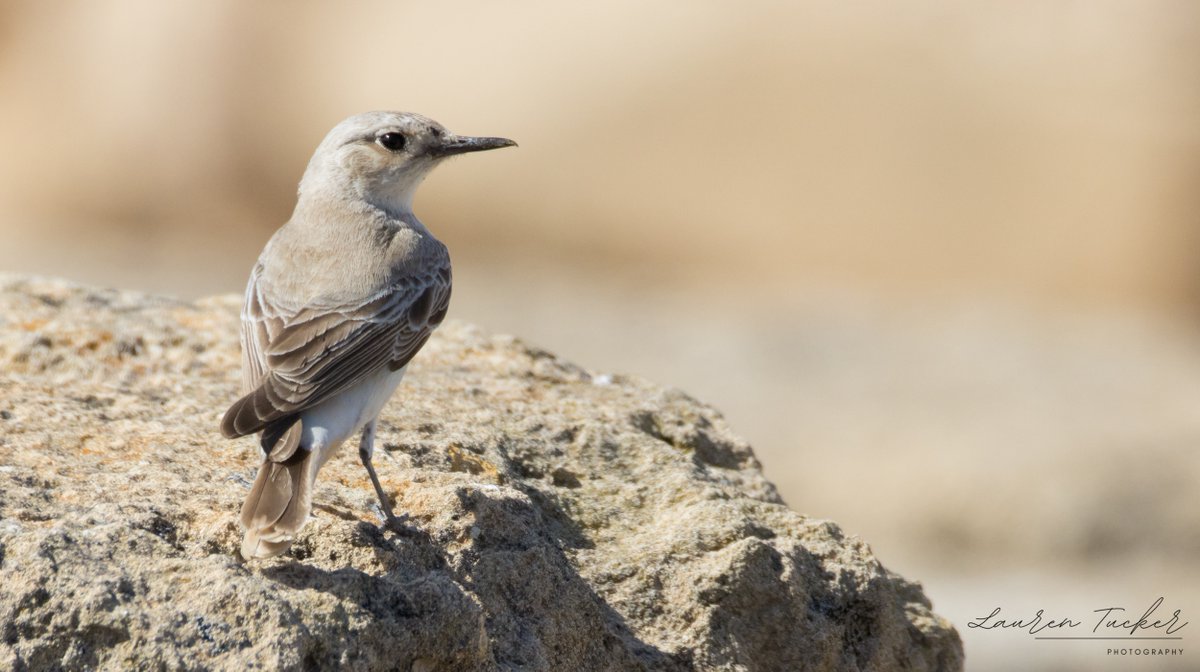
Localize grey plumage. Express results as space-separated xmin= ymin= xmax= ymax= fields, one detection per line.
xmin=220 ymin=111 xmax=514 ymax=559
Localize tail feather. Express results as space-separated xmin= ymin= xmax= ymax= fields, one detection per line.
xmin=240 ymin=529 xmax=294 ymax=561
xmin=273 ymin=455 xmax=317 ymax=535
xmin=240 ymin=447 xmax=316 ymax=560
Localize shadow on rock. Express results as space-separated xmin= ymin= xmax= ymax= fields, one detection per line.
xmin=261 ymin=486 xmax=692 ymax=671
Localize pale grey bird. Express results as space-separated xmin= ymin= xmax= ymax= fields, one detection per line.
xmin=220 ymin=111 xmax=514 ymax=560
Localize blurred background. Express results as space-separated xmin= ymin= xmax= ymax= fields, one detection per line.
xmin=1 ymin=2 xmax=1198 ymax=669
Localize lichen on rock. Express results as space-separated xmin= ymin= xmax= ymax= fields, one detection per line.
xmin=0 ymin=275 xmax=962 ymax=671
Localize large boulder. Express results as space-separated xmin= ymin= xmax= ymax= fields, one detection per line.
xmin=0 ymin=275 xmax=962 ymax=671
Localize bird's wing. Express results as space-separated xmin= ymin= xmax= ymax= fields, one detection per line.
xmin=239 ymin=262 xmax=272 ymax=393
xmin=221 ymin=261 xmax=451 ymax=440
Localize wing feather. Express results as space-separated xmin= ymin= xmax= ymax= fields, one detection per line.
xmin=239 ymin=263 xmax=271 ymax=393
xmin=220 ymin=259 xmax=450 ymax=439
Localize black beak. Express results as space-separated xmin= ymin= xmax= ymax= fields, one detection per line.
xmin=429 ymin=135 xmax=517 ymax=158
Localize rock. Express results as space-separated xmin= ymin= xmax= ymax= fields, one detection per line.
xmin=0 ymin=275 xmax=962 ymax=671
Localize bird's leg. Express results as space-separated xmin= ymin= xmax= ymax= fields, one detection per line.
xmin=358 ymin=419 xmax=396 ymax=523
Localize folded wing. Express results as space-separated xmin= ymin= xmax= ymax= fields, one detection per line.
xmin=220 ymin=261 xmax=451 ymax=442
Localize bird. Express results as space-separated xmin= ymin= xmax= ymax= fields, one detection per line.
xmin=219 ymin=111 xmax=515 ymax=560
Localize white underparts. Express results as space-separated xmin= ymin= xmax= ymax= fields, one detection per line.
xmin=300 ymin=365 xmax=407 ymax=469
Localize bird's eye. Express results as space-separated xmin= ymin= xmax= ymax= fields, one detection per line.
xmin=377 ymin=132 xmax=406 ymax=151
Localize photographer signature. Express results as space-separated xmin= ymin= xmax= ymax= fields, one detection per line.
xmin=968 ymin=597 xmax=1187 ymax=637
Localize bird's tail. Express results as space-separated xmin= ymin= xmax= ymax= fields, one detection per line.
xmin=240 ymin=436 xmax=317 ymax=560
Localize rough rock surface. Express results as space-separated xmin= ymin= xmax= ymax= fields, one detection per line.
xmin=0 ymin=275 xmax=962 ymax=671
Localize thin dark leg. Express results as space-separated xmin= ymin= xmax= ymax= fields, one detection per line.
xmin=358 ymin=419 xmax=396 ymax=522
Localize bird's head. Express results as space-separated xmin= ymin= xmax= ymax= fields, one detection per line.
xmin=298 ymin=111 xmax=515 ymax=215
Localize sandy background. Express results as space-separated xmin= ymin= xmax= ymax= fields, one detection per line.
xmin=1 ymin=2 xmax=1198 ymax=669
